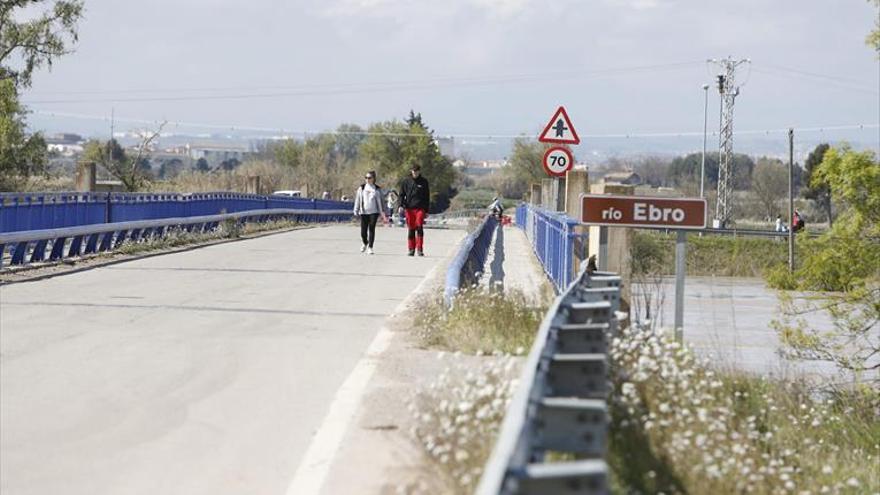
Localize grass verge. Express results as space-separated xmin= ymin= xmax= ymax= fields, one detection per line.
xmin=413 ymin=287 xmax=546 ymax=355
xmin=114 ymin=219 xmax=301 ymax=256
xmin=402 ymin=287 xmax=548 ymax=493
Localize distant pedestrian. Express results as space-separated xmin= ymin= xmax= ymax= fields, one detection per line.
xmin=385 ymin=189 xmax=399 ymax=226
xmin=792 ymin=209 xmax=805 ymax=233
xmin=322 ymin=191 xmax=330 ymax=200
xmin=353 ymin=171 xmax=386 ymax=254
xmin=399 ymin=163 xmax=430 ymax=256
xmin=775 ymin=214 xmax=786 ymax=232
xmin=488 ymin=196 xmax=503 ymax=219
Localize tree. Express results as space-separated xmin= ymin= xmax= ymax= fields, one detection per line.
xmin=501 ymin=138 xmax=566 ymax=199
xmin=299 ymin=133 xmax=338 ymax=197
xmin=83 ymin=123 xmax=165 ymax=191
xmin=768 ymin=146 xmax=880 ymax=383
xmin=273 ymin=139 xmax=303 ymax=170
xmin=195 ymin=157 xmax=210 ymax=172
xmin=220 ymin=157 xmax=241 ymax=171
xmin=667 ymin=152 xmax=755 ymax=191
xmin=335 ymin=123 xmax=366 ymax=163
xmin=631 ymin=155 xmax=673 ymax=187
xmin=868 ymin=0 xmax=880 ymax=54
xmin=158 ymin=158 xmax=184 ymax=179
xmin=359 ymin=114 xmax=457 ymax=212
xmin=0 ymin=0 xmax=83 ymax=189
xmin=0 ymin=79 xmax=47 ymax=190
xmin=750 ymin=157 xmax=789 ymax=220
xmin=803 ymin=143 xmax=833 ymax=226
xmin=1 ymin=0 xmax=84 ymax=88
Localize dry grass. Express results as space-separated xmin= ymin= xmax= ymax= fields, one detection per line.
xmin=402 ymin=287 xmax=546 ymax=493
xmin=413 ymin=287 xmax=546 ymax=355
xmin=111 ymin=219 xmax=300 ymax=256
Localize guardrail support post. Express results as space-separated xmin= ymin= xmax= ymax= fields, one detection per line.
xmin=674 ymin=229 xmax=687 ymax=342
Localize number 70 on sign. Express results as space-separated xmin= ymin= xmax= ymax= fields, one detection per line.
xmin=542 ymin=146 xmax=574 ymax=177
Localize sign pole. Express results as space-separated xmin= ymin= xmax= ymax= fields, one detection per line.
xmin=674 ymin=229 xmax=687 ymax=342
xmin=598 ymin=227 xmax=608 ymax=271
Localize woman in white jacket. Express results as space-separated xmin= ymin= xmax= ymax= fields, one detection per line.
xmin=353 ymin=171 xmax=387 ymax=254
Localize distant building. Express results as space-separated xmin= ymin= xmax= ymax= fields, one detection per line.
xmin=45 ymin=133 xmax=84 ymax=145
xmin=602 ymin=171 xmax=642 ymax=186
xmin=187 ymin=144 xmax=250 ymax=167
xmin=47 ymin=143 xmax=84 ymax=156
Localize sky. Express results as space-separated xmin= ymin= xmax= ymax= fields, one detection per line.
xmin=19 ymin=0 xmax=880 ymax=149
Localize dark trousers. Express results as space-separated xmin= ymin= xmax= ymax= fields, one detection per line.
xmin=360 ymin=213 xmax=379 ymax=247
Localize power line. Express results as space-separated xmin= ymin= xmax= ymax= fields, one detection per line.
xmin=758 ymin=63 xmax=877 ymax=86
xmin=26 ymin=61 xmax=705 ymax=97
xmin=31 ymin=109 xmax=879 ymax=140
xmin=21 ymin=61 xmax=706 ymax=104
xmin=751 ymin=67 xmax=880 ymax=95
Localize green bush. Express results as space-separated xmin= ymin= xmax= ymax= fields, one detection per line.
xmin=631 ymin=231 xmax=789 ymax=278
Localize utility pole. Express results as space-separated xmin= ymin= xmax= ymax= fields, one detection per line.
xmin=700 ymin=84 xmax=709 ymax=200
xmin=709 ymin=57 xmax=750 ymax=228
xmin=788 ymin=128 xmax=794 ymax=272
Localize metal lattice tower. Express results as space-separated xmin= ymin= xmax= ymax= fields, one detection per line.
xmin=709 ymin=57 xmax=750 ymax=227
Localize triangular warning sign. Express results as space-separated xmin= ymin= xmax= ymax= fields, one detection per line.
xmin=538 ymin=106 xmax=580 ymax=145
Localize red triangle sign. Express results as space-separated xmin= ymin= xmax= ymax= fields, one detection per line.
xmin=538 ymin=106 xmax=580 ymax=145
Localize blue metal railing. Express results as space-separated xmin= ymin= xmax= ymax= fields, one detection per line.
xmin=0 ymin=192 xmax=353 ymax=233
xmin=0 ymin=207 xmax=351 ymax=270
xmin=444 ymin=215 xmax=498 ymax=306
xmin=515 ymin=203 xmax=582 ymax=293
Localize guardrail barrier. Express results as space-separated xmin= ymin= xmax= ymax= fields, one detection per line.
xmin=476 ymin=265 xmax=620 ymax=495
xmin=444 ymin=214 xmax=498 ymax=306
xmin=0 ymin=191 xmax=352 ymax=233
xmin=0 ymin=208 xmax=350 ymax=270
xmin=516 ymin=204 xmax=583 ymax=293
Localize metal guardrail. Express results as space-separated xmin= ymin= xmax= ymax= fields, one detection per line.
xmin=516 ymin=204 xmax=584 ymax=293
xmin=444 ymin=215 xmax=498 ymax=306
xmin=425 ymin=208 xmax=485 ymax=227
xmin=477 ymin=265 xmax=620 ymax=495
xmin=0 ymin=208 xmax=351 ymax=269
xmin=0 ymin=191 xmax=353 ymax=233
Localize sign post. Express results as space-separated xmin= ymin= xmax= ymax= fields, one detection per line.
xmin=674 ymin=230 xmax=687 ymax=341
xmin=538 ymin=106 xmax=580 ymax=205
xmin=579 ymin=194 xmax=707 ymax=341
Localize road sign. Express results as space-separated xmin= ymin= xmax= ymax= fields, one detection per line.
xmin=542 ymin=147 xmax=573 ymax=177
xmin=539 ymin=106 xmax=580 ymax=145
xmin=579 ymin=194 xmax=707 ymax=229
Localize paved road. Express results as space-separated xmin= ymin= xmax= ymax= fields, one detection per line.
xmin=0 ymin=225 xmax=464 ymax=495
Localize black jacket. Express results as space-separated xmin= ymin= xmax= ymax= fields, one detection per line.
xmin=399 ymin=175 xmax=430 ymax=211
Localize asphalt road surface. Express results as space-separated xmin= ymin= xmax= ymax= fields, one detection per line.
xmin=0 ymin=225 xmax=464 ymax=495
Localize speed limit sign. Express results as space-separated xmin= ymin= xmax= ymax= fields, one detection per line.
xmin=542 ymin=146 xmax=573 ymax=177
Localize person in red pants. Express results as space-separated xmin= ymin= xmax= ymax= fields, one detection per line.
xmin=398 ymin=163 xmax=430 ymax=256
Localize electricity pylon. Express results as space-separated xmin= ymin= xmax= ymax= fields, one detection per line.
xmin=709 ymin=57 xmax=750 ymax=227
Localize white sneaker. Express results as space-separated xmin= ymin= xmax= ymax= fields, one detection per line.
xmin=360 ymin=244 xmax=367 ymax=253
xmin=367 ymin=247 xmax=374 ymax=255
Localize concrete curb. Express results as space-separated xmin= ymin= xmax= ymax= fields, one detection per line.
xmin=0 ymin=223 xmax=336 ymax=286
